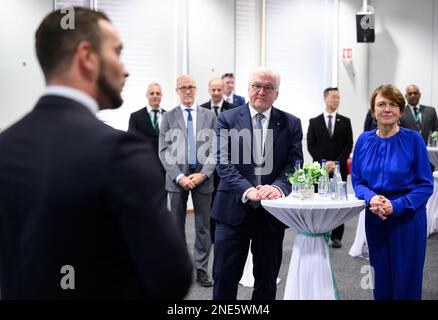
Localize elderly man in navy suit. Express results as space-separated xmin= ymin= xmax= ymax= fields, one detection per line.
xmin=212 ymin=68 xmax=303 ymax=300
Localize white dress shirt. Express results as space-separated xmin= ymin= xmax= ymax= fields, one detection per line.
xmin=408 ymin=104 xmax=422 ymax=123
xmin=223 ymin=93 xmax=234 ymax=104
xmin=323 ymin=110 xmax=337 ymax=136
xmin=176 ymin=103 xmax=198 ymax=184
xmin=146 ymin=104 xmax=163 ymax=129
xmin=211 ymin=99 xmax=224 ymax=113
xmin=43 ymin=85 xmax=99 ymax=115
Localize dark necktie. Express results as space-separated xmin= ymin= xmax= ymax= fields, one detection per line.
xmin=151 ymin=109 xmax=159 ymax=132
xmin=413 ymin=107 xmax=421 ymax=132
xmin=254 ymin=113 xmax=265 ymax=186
xmin=213 ymin=106 xmax=219 ymax=117
xmin=327 ymin=114 xmax=333 ymax=138
xmin=185 ymin=108 xmax=197 ymax=170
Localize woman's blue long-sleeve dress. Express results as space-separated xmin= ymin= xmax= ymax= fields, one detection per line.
xmin=351 ymin=127 xmax=433 ymax=300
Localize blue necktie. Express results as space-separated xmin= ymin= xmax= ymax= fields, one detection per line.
xmin=185 ymin=108 xmax=197 ymax=170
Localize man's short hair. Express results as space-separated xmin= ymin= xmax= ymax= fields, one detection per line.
xmin=147 ymin=83 xmax=162 ymax=94
xmin=248 ymin=67 xmax=281 ymax=90
xmin=323 ymin=87 xmax=339 ymax=98
xmin=35 ymin=7 xmax=110 ymax=80
xmin=221 ymin=73 xmax=234 ymax=79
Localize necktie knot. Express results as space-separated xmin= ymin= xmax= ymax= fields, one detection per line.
xmin=151 ymin=109 xmax=159 ymax=131
xmin=255 ymin=113 xmax=265 ymax=123
xmin=414 ymin=107 xmax=419 ymax=117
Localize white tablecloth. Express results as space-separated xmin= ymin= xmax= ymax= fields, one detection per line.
xmin=239 ymin=243 xmax=281 ymax=287
xmin=261 ymin=195 xmax=365 ymax=300
xmin=426 ymin=171 xmax=438 ymax=236
xmin=348 ymin=210 xmax=369 ymax=259
xmin=427 ymin=147 xmax=438 ymax=168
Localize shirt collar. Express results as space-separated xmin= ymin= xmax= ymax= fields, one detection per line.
xmin=248 ymin=104 xmax=272 ymax=121
xmin=324 ymin=110 xmax=337 ymax=118
xmin=180 ymin=103 xmax=197 ymax=112
xmin=408 ymin=103 xmax=420 ymax=110
xmin=211 ymin=99 xmax=224 ymax=108
xmin=147 ymin=104 xmax=162 ymax=113
xmin=43 ymin=85 xmax=99 ymax=115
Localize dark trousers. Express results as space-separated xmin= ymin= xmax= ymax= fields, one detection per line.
xmin=330 ymin=224 xmax=344 ymax=241
xmin=213 ymin=206 xmax=284 ymax=300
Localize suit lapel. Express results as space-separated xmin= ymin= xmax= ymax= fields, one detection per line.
xmin=196 ymin=106 xmax=207 ymax=136
xmin=237 ymin=104 xmax=253 ymax=154
xmin=264 ymin=107 xmax=281 ymax=161
xmin=175 ymin=107 xmax=188 ymax=138
xmin=332 ymin=114 xmax=342 ymax=137
xmin=143 ymin=109 xmax=158 ymax=136
xmin=403 ymin=107 xmax=416 ymax=128
xmin=317 ymin=114 xmax=330 ymax=138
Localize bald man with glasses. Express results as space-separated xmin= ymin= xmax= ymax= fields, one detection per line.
xmin=159 ymin=75 xmax=216 ymax=287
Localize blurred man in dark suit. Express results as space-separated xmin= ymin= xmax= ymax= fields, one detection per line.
xmin=364 ymin=109 xmax=377 ymax=131
xmin=200 ymin=77 xmax=236 ymax=244
xmin=307 ymin=87 xmax=353 ymax=249
xmin=0 ymin=8 xmax=192 ymax=299
xmin=400 ymin=84 xmax=438 ymax=145
xmin=222 ymin=73 xmax=245 ymax=107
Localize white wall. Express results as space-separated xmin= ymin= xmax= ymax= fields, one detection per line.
xmin=338 ymin=0 xmax=370 ymax=144
xmin=0 ymin=0 xmax=53 ymax=131
xmin=188 ymin=0 xmax=235 ymax=105
xmin=369 ymin=0 xmax=438 ymax=107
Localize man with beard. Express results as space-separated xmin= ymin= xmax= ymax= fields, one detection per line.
xmin=0 ymin=8 xmax=192 ymax=299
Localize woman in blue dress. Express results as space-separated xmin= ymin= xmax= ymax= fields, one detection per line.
xmin=352 ymin=84 xmax=433 ymax=300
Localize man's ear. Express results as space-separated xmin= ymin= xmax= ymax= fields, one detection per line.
xmin=76 ymin=41 xmax=99 ymax=81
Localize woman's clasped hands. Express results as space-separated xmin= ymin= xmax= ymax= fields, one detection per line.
xmin=369 ymin=195 xmax=393 ymax=220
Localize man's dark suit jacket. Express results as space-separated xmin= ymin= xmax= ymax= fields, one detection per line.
xmin=0 ymin=95 xmax=192 ymax=299
xmin=212 ymin=104 xmax=303 ymax=229
xmin=400 ymin=104 xmax=438 ymax=144
xmin=128 ymin=107 xmax=166 ymax=151
xmin=307 ymin=113 xmax=353 ymax=181
xmin=232 ymin=94 xmax=245 ymax=107
xmin=200 ymin=100 xmax=236 ymax=202
xmin=364 ymin=110 xmax=377 ymax=131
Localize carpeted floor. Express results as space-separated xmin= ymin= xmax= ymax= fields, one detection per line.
xmin=184 ymin=212 xmax=438 ymax=300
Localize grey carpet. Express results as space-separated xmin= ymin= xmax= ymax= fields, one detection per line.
xmin=184 ymin=212 xmax=438 ymax=300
